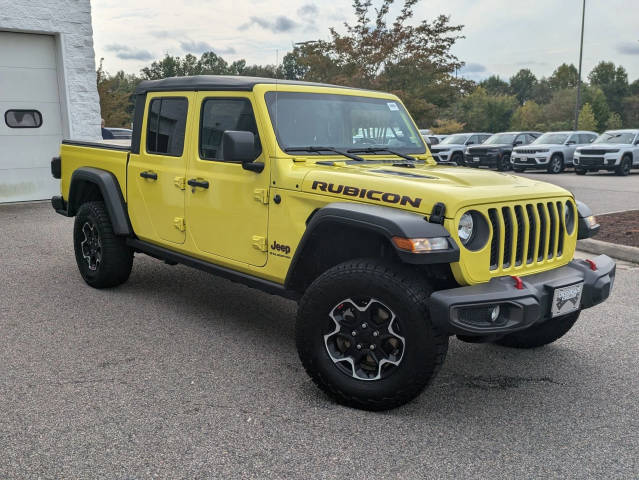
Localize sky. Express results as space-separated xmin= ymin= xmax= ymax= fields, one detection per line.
xmin=91 ymin=0 xmax=639 ymax=83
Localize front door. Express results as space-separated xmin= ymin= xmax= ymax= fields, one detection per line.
xmin=127 ymin=93 xmax=193 ymax=245
xmin=186 ymin=93 xmax=269 ymax=267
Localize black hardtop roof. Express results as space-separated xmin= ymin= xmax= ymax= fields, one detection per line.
xmin=134 ymin=75 xmax=367 ymax=94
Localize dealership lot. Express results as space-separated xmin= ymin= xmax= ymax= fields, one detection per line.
xmin=1 ymin=200 xmax=638 ymax=479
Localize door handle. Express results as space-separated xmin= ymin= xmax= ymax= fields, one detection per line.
xmin=140 ymin=171 xmax=158 ymax=180
xmin=187 ymin=178 xmax=209 ymax=189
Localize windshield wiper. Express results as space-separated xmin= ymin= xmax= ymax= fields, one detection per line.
xmin=347 ymin=147 xmax=417 ymax=162
xmin=284 ymin=146 xmax=365 ymax=162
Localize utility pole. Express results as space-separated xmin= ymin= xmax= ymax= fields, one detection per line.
xmin=574 ymin=0 xmax=586 ymax=130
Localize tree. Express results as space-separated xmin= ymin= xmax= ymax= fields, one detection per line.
xmin=509 ymin=69 xmax=537 ymax=105
xmin=96 ymin=59 xmax=139 ymax=127
xmin=480 ymin=75 xmax=510 ymax=96
xmin=622 ymin=95 xmax=639 ymax=127
xmin=588 ymin=61 xmax=629 ymax=114
xmin=455 ymin=87 xmax=518 ymax=132
xmin=531 ymin=78 xmax=553 ymax=104
xmin=541 ymin=88 xmax=576 ymax=130
xmin=548 ymin=63 xmax=579 ymax=90
xmin=431 ymin=119 xmax=465 ymax=134
xmin=582 ymin=86 xmax=609 ymax=131
xmin=606 ymin=112 xmax=622 ymax=130
xmin=288 ymin=0 xmax=470 ymax=126
xmin=510 ymin=101 xmax=543 ymax=130
xmin=578 ymin=103 xmax=597 ymax=131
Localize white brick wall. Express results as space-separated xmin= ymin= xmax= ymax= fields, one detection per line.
xmin=0 ymin=0 xmax=101 ymax=140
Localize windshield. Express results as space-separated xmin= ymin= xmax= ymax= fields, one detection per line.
xmin=593 ymin=132 xmax=637 ymax=144
xmin=265 ymin=92 xmax=426 ymax=154
xmin=532 ymin=133 xmax=569 ymax=145
xmin=483 ymin=133 xmax=517 ymax=145
xmin=440 ymin=134 xmax=470 ymax=145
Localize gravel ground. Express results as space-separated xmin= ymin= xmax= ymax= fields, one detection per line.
xmin=1 ymin=202 xmax=638 ymax=479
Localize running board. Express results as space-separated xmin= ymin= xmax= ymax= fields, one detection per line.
xmin=126 ymin=239 xmax=298 ymax=300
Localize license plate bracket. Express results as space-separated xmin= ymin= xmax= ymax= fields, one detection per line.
xmin=551 ymin=282 xmax=583 ymax=317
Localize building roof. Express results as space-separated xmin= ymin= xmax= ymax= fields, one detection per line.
xmin=134 ymin=75 xmax=362 ymax=94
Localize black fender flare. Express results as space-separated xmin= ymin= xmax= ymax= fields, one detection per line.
xmin=284 ymin=202 xmax=459 ymax=288
xmin=68 ymin=167 xmax=132 ymax=236
xmin=576 ymin=200 xmax=599 ymax=239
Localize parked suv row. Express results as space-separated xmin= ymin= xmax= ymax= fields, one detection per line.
xmin=429 ymin=132 xmax=492 ymax=165
xmin=511 ymin=131 xmax=597 ymax=174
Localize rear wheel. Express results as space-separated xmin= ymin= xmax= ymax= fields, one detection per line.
xmin=296 ymin=259 xmax=448 ymax=411
xmin=575 ymin=168 xmax=587 ymax=175
xmin=73 ymin=201 xmax=133 ymax=288
xmin=615 ymin=155 xmax=632 ymax=176
xmin=547 ymin=154 xmax=564 ymax=174
xmin=494 ymin=311 xmax=580 ymax=349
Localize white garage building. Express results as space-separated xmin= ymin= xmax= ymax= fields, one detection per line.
xmin=0 ymin=0 xmax=101 ymax=203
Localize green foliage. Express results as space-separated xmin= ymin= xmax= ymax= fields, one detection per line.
xmin=606 ymin=112 xmax=623 ymax=130
xmin=509 ymin=69 xmax=537 ymax=105
xmin=582 ymin=86 xmax=609 ymax=131
xmin=431 ymin=119 xmax=465 ymax=134
xmin=510 ymin=101 xmax=543 ymax=130
xmin=96 ymin=59 xmax=140 ymax=127
xmin=588 ymin=61 xmax=629 ymax=114
xmin=480 ymin=76 xmax=510 ymax=96
xmin=578 ymin=103 xmax=597 ymax=131
xmin=549 ymin=63 xmax=579 ymax=90
xmin=454 ymin=87 xmax=518 ymax=132
xmin=622 ymin=95 xmax=639 ymax=127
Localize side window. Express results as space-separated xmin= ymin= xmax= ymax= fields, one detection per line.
xmin=525 ymin=134 xmax=536 ymax=143
xmin=581 ymin=134 xmax=595 ymax=144
xmin=467 ymin=135 xmax=478 ymax=145
xmin=146 ymin=97 xmax=188 ymax=156
xmin=5 ymin=109 xmax=42 ymax=128
xmin=515 ymin=134 xmax=526 ymax=145
xmin=200 ymin=98 xmax=261 ymax=161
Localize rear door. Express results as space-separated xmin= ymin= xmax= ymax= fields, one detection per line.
xmin=185 ymin=92 xmax=270 ymax=267
xmin=127 ymin=93 xmax=194 ymax=245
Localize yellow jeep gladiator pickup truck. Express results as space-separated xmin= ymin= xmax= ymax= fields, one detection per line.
xmin=50 ymin=76 xmax=614 ymax=410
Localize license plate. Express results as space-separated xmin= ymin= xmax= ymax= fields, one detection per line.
xmin=473 ymin=157 xmax=480 ymax=162
xmin=551 ymin=283 xmax=583 ymax=317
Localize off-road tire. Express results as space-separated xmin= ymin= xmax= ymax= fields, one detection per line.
xmin=575 ymin=168 xmax=587 ymax=175
xmin=496 ymin=154 xmax=511 ymax=171
xmin=451 ymin=152 xmax=464 ymax=166
xmin=73 ymin=201 xmax=133 ymax=288
xmin=615 ymin=155 xmax=632 ymax=176
xmin=295 ymin=259 xmax=448 ymax=411
xmin=494 ymin=311 xmax=580 ymax=349
xmin=547 ymin=153 xmax=564 ymax=174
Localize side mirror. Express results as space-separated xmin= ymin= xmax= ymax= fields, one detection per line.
xmin=466 ymin=141 xmax=474 ymax=145
xmin=221 ymin=130 xmax=263 ymax=172
xmin=514 ymin=140 xmax=523 ymax=146
xmin=567 ymin=140 xmax=576 ymax=145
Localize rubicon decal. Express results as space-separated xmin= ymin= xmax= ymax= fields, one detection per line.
xmin=311 ymin=181 xmax=422 ymax=208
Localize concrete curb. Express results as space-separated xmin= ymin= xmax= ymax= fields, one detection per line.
xmin=577 ymin=238 xmax=639 ymax=264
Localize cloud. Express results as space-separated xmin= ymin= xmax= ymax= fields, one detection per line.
xmin=179 ymin=40 xmax=236 ymax=55
xmin=105 ymin=43 xmax=154 ymax=61
xmin=298 ymin=4 xmax=318 ymax=17
xmin=149 ymin=29 xmax=184 ymax=39
xmin=240 ymin=16 xmax=298 ymax=33
xmin=460 ymin=62 xmax=487 ymax=73
xmin=617 ymin=42 xmax=639 ymax=55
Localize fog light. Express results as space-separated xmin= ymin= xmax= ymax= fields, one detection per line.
xmin=490 ymin=305 xmax=501 ymax=322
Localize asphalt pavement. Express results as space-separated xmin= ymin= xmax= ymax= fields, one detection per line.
xmin=1 ymin=201 xmax=638 ymax=479
xmin=516 ymin=169 xmax=639 ymax=215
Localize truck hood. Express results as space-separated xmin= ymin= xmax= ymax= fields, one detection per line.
xmin=467 ymin=144 xmax=510 ymax=151
xmin=299 ymin=161 xmax=570 ymax=217
xmin=514 ymin=144 xmax=560 ymax=151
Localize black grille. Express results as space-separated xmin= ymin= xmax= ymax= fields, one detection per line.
xmin=580 ymin=157 xmax=604 ymax=166
xmin=536 ymin=203 xmax=547 ymax=261
xmin=517 ymin=149 xmax=540 ymax=154
xmin=488 ymin=209 xmax=500 ymax=270
xmin=547 ymin=202 xmax=557 ymax=259
xmin=502 ymin=207 xmax=513 ymax=268
xmin=580 ymin=149 xmax=609 ymax=155
xmin=525 ymin=204 xmax=536 ymax=264
xmin=514 ymin=206 xmax=525 ymax=266
xmin=556 ymin=201 xmax=564 ymax=256
xmin=469 ymin=148 xmax=488 ymax=155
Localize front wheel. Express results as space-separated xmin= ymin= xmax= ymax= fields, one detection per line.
xmin=295 ymin=260 xmax=448 ymax=411
xmin=450 ymin=152 xmax=464 ymax=166
xmin=73 ymin=201 xmax=133 ymax=288
xmin=615 ymin=155 xmax=632 ymax=176
xmin=494 ymin=311 xmax=580 ymax=349
xmin=496 ymin=155 xmax=511 ymax=171
xmin=547 ymin=154 xmax=564 ymax=174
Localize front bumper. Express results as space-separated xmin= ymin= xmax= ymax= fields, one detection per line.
xmin=464 ymin=153 xmax=499 ymax=167
xmin=574 ymin=155 xmax=620 ymax=168
xmin=429 ymin=255 xmax=615 ymax=336
xmin=511 ymin=154 xmax=550 ymax=166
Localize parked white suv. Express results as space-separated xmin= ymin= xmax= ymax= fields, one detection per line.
xmin=511 ymin=131 xmax=597 ymax=174
xmin=429 ymin=132 xmax=492 ymax=165
xmin=573 ymin=129 xmax=639 ymax=176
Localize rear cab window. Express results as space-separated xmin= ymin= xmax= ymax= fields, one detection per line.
xmin=146 ymin=97 xmax=188 ymax=156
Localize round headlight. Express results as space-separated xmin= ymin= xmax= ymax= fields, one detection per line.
xmin=565 ymin=201 xmax=576 ymax=234
xmin=458 ymin=212 xmax=474 ymax=244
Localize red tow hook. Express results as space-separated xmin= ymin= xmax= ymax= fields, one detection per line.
xmin=510 ymin=275 xmax=524 ymax=290
xmin=585 ymin=259 xmax=597 ymax=271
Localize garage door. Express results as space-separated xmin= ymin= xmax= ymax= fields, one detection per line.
xmin=0 ymin=31 xmax=64 ymax=202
